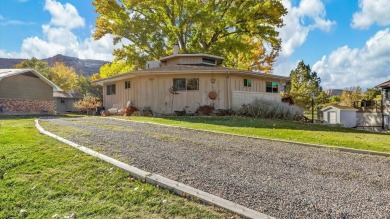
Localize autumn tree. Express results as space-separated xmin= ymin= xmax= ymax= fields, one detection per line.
xmin=50 ymin=62 xmax=78 ymax=92
xmin=364 ymin=88 xmax=381 ymax=100
xmin=340 ymin=87 xmax=363 ymax=107
xmin=99 ymin=61 xmax=134 ymax=78
xmin=74 ymin=75 xmax=103 ymax=100
xmin=286 ymin=61 xmax=326 ymax=110
xmin=93 ymin=0 xmax=287 ymax=71
xmin=74 ymin=94 xmax=102 ymax=115
xmin=14 ymin=57 xmax=51 ymax=78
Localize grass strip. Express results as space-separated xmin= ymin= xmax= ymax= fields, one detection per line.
xmin=0 ymin=117 xmax=231 ymax=218
xmin=123 ymin=116 xmax=390 ymax=153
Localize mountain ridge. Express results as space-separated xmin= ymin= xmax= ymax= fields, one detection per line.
xmin=0 ymin=54 xmax=109 ymax=76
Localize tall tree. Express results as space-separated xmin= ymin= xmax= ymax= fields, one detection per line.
xmin=50 ymin=62 xmax=78 ymax=92
xmin=340 ymin=87 xmax=363 ymax=107
xmin=14 ymin=57 xmax=51 ymax=78
xmin=99 ymin=61 xmax=134 ymax=78
xmin=93 ymin=0 xmax=287 ymax=71
xmin=286 ymin=61 xmax=325 ymax=110
xmin=74 ymin=75 xmax=103 ymax=100
xmin=364 ymin=88 xmax=380 ymax=100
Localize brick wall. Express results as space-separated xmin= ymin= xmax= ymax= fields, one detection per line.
xmin=0 ymin=98 xmax=55 ymax=115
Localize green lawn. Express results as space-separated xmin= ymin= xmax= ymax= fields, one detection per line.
xmin=123 ymin=116 xmax=390 ymax=153
xmin=0 ymin=117 xmax=232 ymax=218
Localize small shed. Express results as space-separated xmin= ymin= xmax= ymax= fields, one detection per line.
xmin=53 ymin=91 xmax=83 ymax=113
xmin=321 ymin=105 xmax=358 ymax=128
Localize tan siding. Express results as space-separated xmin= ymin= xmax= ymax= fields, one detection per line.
xmin=100 ymin=73 xmax=289 ymax=114
xmin=0 ymin=74 xmax=52 ymax=100
xmin=166 ymin=57 xmax=202 ymax=65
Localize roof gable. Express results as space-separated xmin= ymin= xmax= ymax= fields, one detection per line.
xmin=0 ymin=69 xmax=62 ymax=91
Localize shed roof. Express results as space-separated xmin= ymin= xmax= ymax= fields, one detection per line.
xmin=93 ymin=65 xmax=290 ymax=85
xmin=53 ymin=91 xmax=83 ymax=99
xmin=376 ymin=80 xmax=390 ymax=88
xmin=0 ymin=68 xmax=62 ymax=91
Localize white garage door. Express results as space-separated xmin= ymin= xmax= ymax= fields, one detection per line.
xmin=329 ymin=111 xmax=337 ymax=124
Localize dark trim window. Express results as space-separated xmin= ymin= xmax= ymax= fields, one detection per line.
xmin=266 ymin=82 xmax=279 ymax=93
xmin=125 ymin=81 xmax=131 ymax=89
xmin=202 ymin=58 xmax=216 ymax=65
xmin=244 ymin=79 xmax=252 ymax=87
xmin=385 ymin=89 xmax=390 ymax=99
xmin=60 ymin=99 xmax=65 ymax=104
xmin=107 ymin=84 xmax=116 ymax=95
xmin=173 ymin=78 xmax=186 ymax=91
xmin=173 ymin=78 xmax=199 ymax=91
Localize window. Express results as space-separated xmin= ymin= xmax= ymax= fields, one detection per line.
xmin=173 ymin=78 xmax=186 ymax=91
xmin=106 ymin=84 xmax=116 ymax=95
xmin=60 ymin=99 xmax=65 ymax=104
xmin=386 ymin=89 xmax=390 ymax=99
xmin=202 ymin=58 xmax=216 ymax=65
xmin=266 ymin=82 xmax=279 ymax=93
xmin=244 ymin=79 xmax=252 ymax=87
xmin=173 ymin=78 xmax=199 ymax=91
xmin=125 ymin=81 xmax=131 ymax=89
xmin=187 ymin=78 xmax=199 ymax=90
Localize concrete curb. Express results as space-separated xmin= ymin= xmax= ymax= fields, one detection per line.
xmin=106 ymin=117 xmax=390 ymax=158
xmin=35 ymin=119 xmax=273 ymax=219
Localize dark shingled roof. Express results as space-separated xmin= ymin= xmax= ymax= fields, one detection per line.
xmin=377 ymin=80 xmax=390 ymax=88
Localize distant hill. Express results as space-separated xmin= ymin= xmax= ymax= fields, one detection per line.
xmin=0 ymin=54 xmax=109 ymax=76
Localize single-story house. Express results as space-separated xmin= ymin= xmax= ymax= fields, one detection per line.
xmin=93 ymin=51 xmax=290 ymax=115
xmin=53 ymin=91 xmax=83 ymax=113
xmin=376 ymin=80 xmax=390 ymax=129
xmin=321 ymin=105 xmax=358 ymax=128
xmin=0 ymin=69 xmax=61 ymax=115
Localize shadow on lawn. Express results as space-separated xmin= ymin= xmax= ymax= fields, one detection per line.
xmin=158 ymin=116 xmax=388 ymax=136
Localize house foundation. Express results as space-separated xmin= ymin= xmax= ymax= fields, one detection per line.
xmin=0 ymin=98 xmax=55 ymax=115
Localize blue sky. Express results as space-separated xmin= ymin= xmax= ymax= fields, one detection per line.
xmin=1 ymin=0 xmax=390 ymax=90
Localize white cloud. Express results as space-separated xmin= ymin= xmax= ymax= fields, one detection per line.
xmin=273 ymin=0 xmax=335 ymax=76
xmin=351 ymin=0 xmax=390 ymax=29
xmin=44 ymin=0 xmax=85 ymax=29
xmin=0 ymin=0 xmax=118 ymax=61
xmin=312 ymin=28 xmax=390 ymax=90
xmin=0 ymin=15 xmax=4 ymax=21
xmin=278 ymin=0 xmax=335 ymax=58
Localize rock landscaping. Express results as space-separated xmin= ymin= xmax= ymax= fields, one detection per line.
xmin=40 ymin=117 xmax=390 ymax=218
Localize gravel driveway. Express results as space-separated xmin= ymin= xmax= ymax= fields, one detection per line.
xmin=40 ymin=117 xmax=390 ymax=218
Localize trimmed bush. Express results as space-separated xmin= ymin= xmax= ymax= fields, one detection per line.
xmin=238 ymin=98 xmax=303 ymax=120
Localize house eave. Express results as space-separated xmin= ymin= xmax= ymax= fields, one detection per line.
xmin=93 ymin=69 xmax=290 ymax=86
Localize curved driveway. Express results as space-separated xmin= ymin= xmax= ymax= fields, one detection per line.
xmin=40 ymin=117 xmax=390 ymax=218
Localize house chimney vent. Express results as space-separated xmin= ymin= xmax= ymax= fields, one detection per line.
xmin=174 ymin=44 xmax=179 ymax=55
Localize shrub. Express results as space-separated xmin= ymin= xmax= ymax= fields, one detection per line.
xmin=74 ymin=95 xmax=102 ymax=115
xmin=238 ymin=98 xmax=303 ymax=120
xmin=123 ymin=106 xmax=138 ymax=116
xmin=196 ymin=105 xmax=215 ymax=116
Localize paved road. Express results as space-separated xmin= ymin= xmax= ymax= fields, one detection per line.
xmin=41 ymin=117 xmax=390 ymax=218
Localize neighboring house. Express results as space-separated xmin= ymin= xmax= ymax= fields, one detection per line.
xmin=53 ymin=91 xmax=83 ymax=113
xmin=324 ymin=89 xmax=343 ymax=97
xmin=93 ymin=51 xmax=290 ymax=115
xmin=321 ymin=105 xmax=358 ymax=128
xmin=0 ymin=69 xmax=61 ymax=115
xmin=376 ymin=80 xmax=390 ymax=129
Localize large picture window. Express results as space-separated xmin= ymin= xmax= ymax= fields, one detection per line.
xmin=173 ymin=78 xmax=199 ymax=91
xmin=266 ymin=82 xmax=279 ymax=93
xmin=244 ymin=79 xmax=252 ymax=87
xmin=107 ymin=84 xmax=116 ymax=95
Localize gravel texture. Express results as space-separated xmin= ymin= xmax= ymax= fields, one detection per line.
xmin=40 ymin=117 xmax=390 ymax=218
